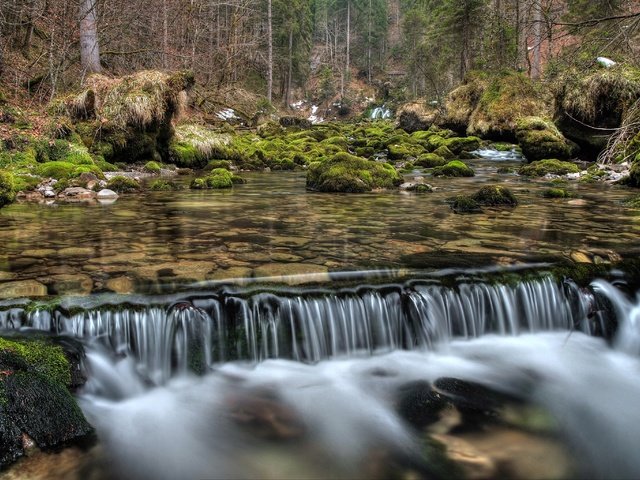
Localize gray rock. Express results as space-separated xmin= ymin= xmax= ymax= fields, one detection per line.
xmin=97 ymin=189 xmax=119 ymax=200
xmin=59 ymin=187 xmax=96 ymax=199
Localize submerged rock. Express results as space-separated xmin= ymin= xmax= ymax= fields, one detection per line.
xmin=396 ymin=381 xmax=448 ymax=429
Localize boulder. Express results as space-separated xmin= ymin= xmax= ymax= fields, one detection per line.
xmin=96 ymin=188 xmax=119 ymax=200
xmin=396 ymin=101 xmax=440 ymax=133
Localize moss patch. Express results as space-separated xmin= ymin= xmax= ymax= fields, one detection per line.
xmin=519 ymin=159 xmax=580 ymax=177
xmin=432 ymin=160 xmax=475 ymax=177
xmin=106 ymin=176 xmax=142 ymax=193
xmin=0 ymin=170 xmax=16 ymax=208
xmin=515 ymin=116 xmax=575 ymax=161
xmin=306 ymin=152 xmax=402 ymax=193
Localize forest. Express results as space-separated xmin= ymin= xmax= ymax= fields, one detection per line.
xmin=0 ymin=0 xmax=638 ymax=108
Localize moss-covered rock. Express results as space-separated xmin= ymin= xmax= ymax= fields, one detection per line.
xmin=149 ymin=179 xmax=181 ymax=191
xmin=432 ymin=160 xmax=475 ymax=177
xmin=169 ymin=124 xmax=232 ymax=168
xmin=542 ymin=187 xmax=574 ymax=198
xmin=468 ymin=71 xmax=548 ymax=139
xmin=0 ymin=170 xmax=16 ymax=208
xmin=515 ymin=116 xmax=575 ymax=161
xmin=554 ymin=64 xmax=640 ymax=156
xmin=144 ymin=161 xmax=162 ymax=173
xmin=106 ymin=175 xmax=142 ymax=193
xmin=0 ymin=335 xmax=94 ymax=468
xmin=473 ymin=185 xmax=518 ymax=206
xmin=415 ymin=153 xmax=446 ymax=168
xmin=306 ymin=152 xmax=402 ymax=193
xmin=451 ymin=195 xmax=482 ymax=213
xmin=388 ymin=142 xmax=423 ymax=160
xmin=519 ymin=159 xmax=580 ymax=177
xmin=60 ymin=70 xmax=194 ymax=164
xmin=190 ymin=168 xmax=245 ymax=190
xmin=441 ymin=71 xmax=490 ymax=132
xmin=443 ymin=136 xmax=481 ymax=155
xmin=397 ymin=101 xmax=440 ymax=133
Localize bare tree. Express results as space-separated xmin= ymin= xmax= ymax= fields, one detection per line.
xmin=79 ymin=0 xmax=101 ymax=74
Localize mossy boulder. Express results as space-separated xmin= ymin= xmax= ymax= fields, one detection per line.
xmin=441 ymin=71 xmax=490 ymax=132
xmin=306 ymin=152 xmax=402 ymax=193
xmin=519 ymin=159 xmax=580 ymax=177
xmin=451 ymin=195 xmax=482 ymax=213
xmin=450 ymin=185 xmax=518 ymax=213
xmin=473 ymin=185 xmax=518 ymax=206
xmin=515 ymin=116 xmax=575 ymax=161
xmin=0 ymin=335 xmax=94 ymax=468
xmin=0 ymin=170 xmax=16 ymax=208
xmin=432 ymin=160 xmax=475 ymax=177
xmin=169 ymin=124 xmax=232 ymax=168
xmin=554 ymin=64 xmax=640 ymax=156
xmin=387 ymin=142 xmax=423 ymax=160
xmin=432 ymin=145 xmax=455 ymax=160
xmin=144 ymin=161 xmax=162 ymax=173
xmin=468 ymin=71 xmax=548 ymax=139
xmin=443 ymin=136 xmax=481 ymax=155
xmin=396 ymin=101 xmax=440 ymax=133
xmin=149 ymin=179 xmax=181 ymax=191
xmin=190 ymin=168 xmax=245 ymax=190
xmin=415 ymin=153 xmax=446 ymax=168
xmin=60 ymin=70 xmax=194 ymax=164
xmin=106 ymin=175 xmax=142 ymax=193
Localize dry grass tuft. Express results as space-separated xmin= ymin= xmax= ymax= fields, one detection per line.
xmin=174 ymin=124 xmax=231 ymax=158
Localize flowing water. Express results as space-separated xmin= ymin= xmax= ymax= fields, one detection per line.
xmin=2 ymin=149 xmax=640 ymax=479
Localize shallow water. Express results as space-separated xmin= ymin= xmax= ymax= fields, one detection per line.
xmin=0 ymin=156 xmax=638 ymax=296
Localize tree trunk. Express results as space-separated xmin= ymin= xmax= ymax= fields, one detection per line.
xmin=79 ymin=0 xmax=101 ymax=74
xmin=531 ymin=0 xmax=542 ymax=79
xmin=162 ymin=0 xmax=168 ymax=68
xmin=345 ymin=0 xmax=351 ymax=90
xmin=267 ymin=0 xmax=273 ymax=103
xmin=285 ymin=28 xmax=293 ymax=107
xmin=367 ymin=0 xmax=372 ymax=83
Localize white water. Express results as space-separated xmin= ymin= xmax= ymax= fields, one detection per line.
xmin=72 ymin=278 xmax=640 ymax=479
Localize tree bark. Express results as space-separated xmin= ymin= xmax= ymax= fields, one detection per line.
xmin=531 ymin=0 xmax=542 ymax=79
xmin=285 ymin=28 xmax=293 ymax=107
xmin=79 ymin=0 xmax=101 ymax=74
xmin=345 ymin=0 xmax=351 ymax=90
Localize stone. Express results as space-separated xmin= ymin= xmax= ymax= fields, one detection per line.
xmin=253 ymin=263 xmax=330 ymax=284
xmin=57 ymin=247 xmax=95 ymax=257
xmin=206 ymin=267 xmax=253 ymax=283
xmin=0 ymin=280 xmax=48 ymax=299
xmin=96 ymin=189 xmax=119 ymax=200
xmin=58 ymin=187 xmax=96 ymax=199
xmin=396 ymin=381 xmax=448 ymax=428
xmin=48 ymin=274 xmax=93 ymax=295
xmin=432 ymin=434 xmax=497 ymax=480
xmin=105 ymin=276 xmax=135 ymax=294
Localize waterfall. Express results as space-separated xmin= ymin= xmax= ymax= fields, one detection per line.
xmin=0 ymin=275 xmax=600 ymax=385
xmin=370 ymin=105 xmax=391 ymax=120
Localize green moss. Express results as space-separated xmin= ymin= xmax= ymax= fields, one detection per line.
xmin=106 ymin=176 xmax=142 ymax=193
xmin=306 ymin=152 xmax=402 ymax=193
xmin=207 ymin=168 xmax=234 ymax=189
xmin=415 ymin=153 xmax=446 ymax=168
xmin=0 ymin=337 xmax=70 ymax=387
xmin=149 ymin=179 xmax=180 ymax=191
xmin=451 ymin=195 xmax=482 ymax=213
xmin=516 ymin=116 xmax=574 ymax=161
xmin=35 ymin=161 xmax=76 ymax=180
xmin=95 ymin=158 xmax=118 ymax=172
xmin=432 ymin=145 xmax=455 ymax=160
xmin=443 ymin=136 xmax=481 ymax=154
xmin=144 ymin=161 xmax=162 ymax=173
xmin=169 ymin=142 xmax=200 ymax=167
xmin=432 ymin=160 xmax=475 ymax=177
xmin=388 ymin=142 xmax=423 ymax=160
xmin=542 ymin=188 xmax=573 ymax=198
xmin=519 ymin=159 xmax=580 ymax=177
xmin=624 ymin=162 xmax=640 ymax=187
xmin=473 ymin=185 xmax=518 ymax=206
xmin=73 ymin=164 xmax=104 ymax=179
xmin=0 ymin=170 xmax=16 ymax=207
xmin=204 ymin=160 xmax=232 ymax=171
xmin=492 ymin=142 xmax=517 ymax=151
xmin=623 ymin=195 xmax=640 ymax=207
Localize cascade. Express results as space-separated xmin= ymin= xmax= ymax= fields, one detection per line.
xmin=0 ymin=275 xmax=603 ymax=385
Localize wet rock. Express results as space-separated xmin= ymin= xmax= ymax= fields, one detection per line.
xmin=56 ymin=247 xmax=95 ymax=257
xmin=253 ymin=263 xmax=330 ymax=284
xmin=58 ymin=187 xmax=96 ymax=200
xmin=432 ymin=434 xmax=497 ymax=479
xmin=570 ymin=251 xmax=592 ymax=264
xmin=225 ymin=388 xmax=306 ymax=442
xmin=0 ymin=334 xmax=95 ymax=469
xmin=0 ymin=280 xmax=48 ymax=299
xmin=96 ymin=189 xmax=118 ymax=200
xmin=434 ymin=378 xmax=518 ymax=430
xmin=105 ymin=276 xmax=135 ymax=294
xmin=396 ymin=381 xmax=448 ymax=429
xmin=206 ymin=267 xmax=253 ymax=283
xmin=400 ymin=182 xmax=433 ymax=193
xmin=48 ymin=274 xmax=93 ymax=295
